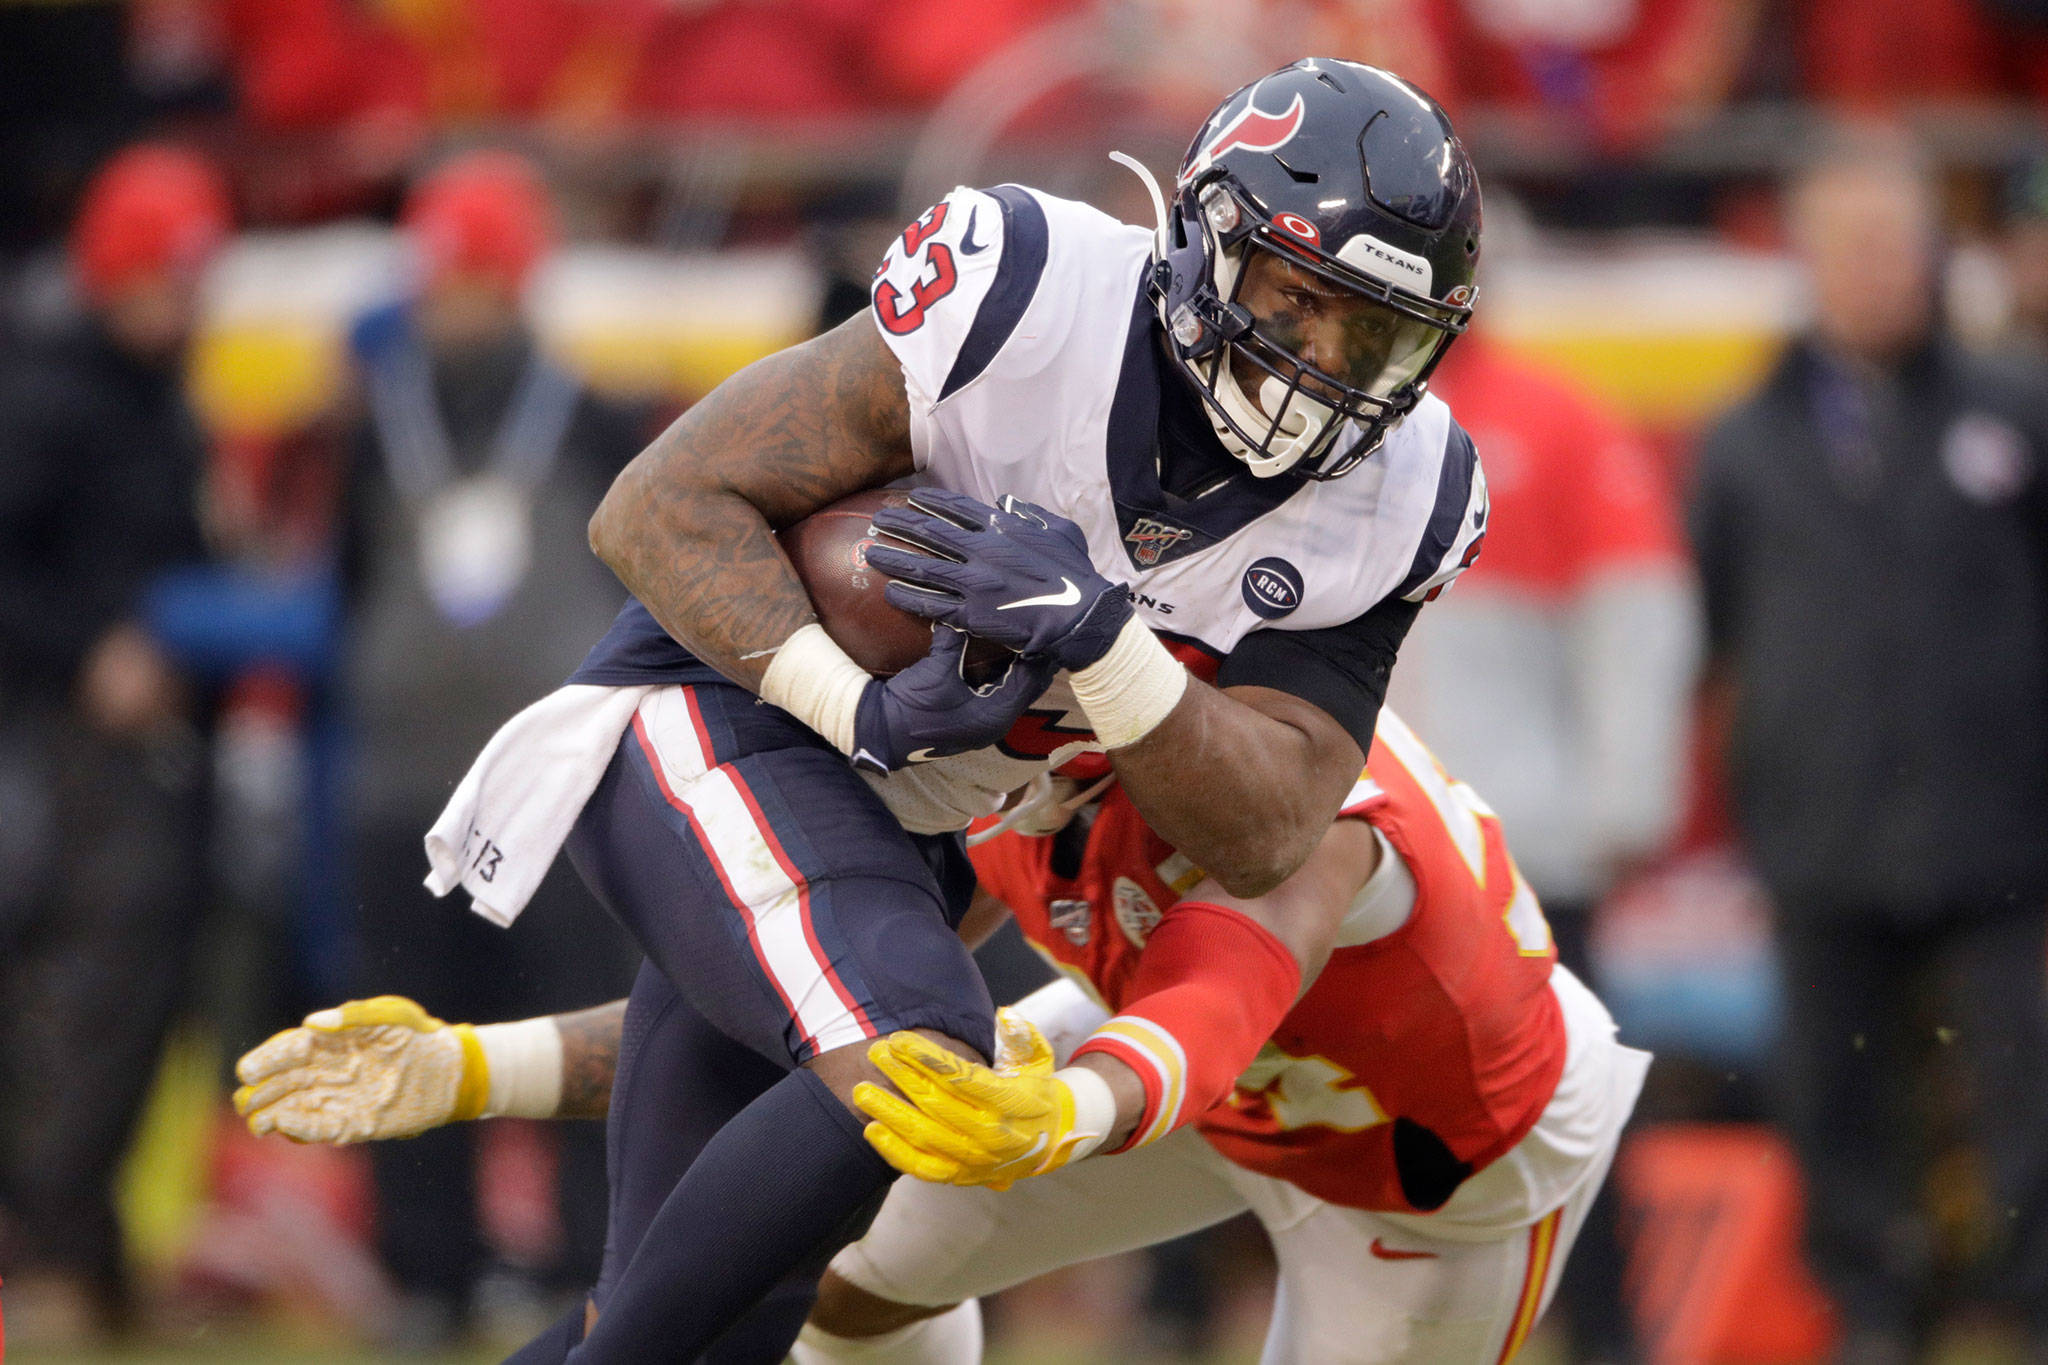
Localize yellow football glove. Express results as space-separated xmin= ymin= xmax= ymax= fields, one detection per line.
xmin=852 ymin=1008 xmax=1116 ymax=1190
xmin=233 ymin=996 xmax=488 ymax=1144
xmin=990 ymin=1001 xmax=1055 ymax=1073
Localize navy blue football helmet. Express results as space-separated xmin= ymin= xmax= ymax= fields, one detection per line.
xmin=1130 ymin=59 xmax=1482 ymax=479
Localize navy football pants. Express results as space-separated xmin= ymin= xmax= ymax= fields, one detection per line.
xmin=554 ymin=683 xmax=994 ymax=1356
xmin=566 ymin=683 xmax=992 ymax=1069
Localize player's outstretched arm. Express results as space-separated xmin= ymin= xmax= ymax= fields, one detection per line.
xmin=233 ymin=889 xmax=1021 ymax=1145
xmin=857 ymin=818 xmax=1379 ymax=1185
xmin=234 ymin=996 xmax=627 ymax=1142
xmin=586 ymin=313 xmax=915 ymax=692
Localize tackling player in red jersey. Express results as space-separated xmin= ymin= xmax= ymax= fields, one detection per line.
xmin=812 ymin=708 xmax=1642 ymax=1363
xmin=240 ymin=710 xmax=1645 ymax=1362
xmin=963 ymin=710 xmax=1571 ymax=1214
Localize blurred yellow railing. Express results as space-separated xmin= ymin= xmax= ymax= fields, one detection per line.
xmin=186 ymin=228 xmax=1800 ymax=440
xmin=187 ymin=231 xmax=824 ymax=437
xmin=1500 ymin=331 xmax=1784 ymax=431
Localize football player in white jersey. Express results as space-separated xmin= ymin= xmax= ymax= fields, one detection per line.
xmin=407 ymin=58 xmax=1489 ymax=1361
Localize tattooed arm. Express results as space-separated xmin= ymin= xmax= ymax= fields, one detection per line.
xmin=586 ymin=312 xmax=915 ymax=691
xmin=552 ymin=1000 xmax=628 ymax=1119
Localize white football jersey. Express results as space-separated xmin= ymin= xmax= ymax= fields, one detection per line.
xmin=862 ymin=184 xmax=1487 ymax=833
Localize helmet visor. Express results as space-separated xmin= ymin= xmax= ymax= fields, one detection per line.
xmin=1231 ymin=239 xmax=1450 ymax=406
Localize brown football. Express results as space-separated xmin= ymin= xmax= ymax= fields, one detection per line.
xmin=776 ymin=489 xmax=1013 ymax=680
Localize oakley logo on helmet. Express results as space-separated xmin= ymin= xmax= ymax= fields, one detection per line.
xmin=1445 ymin=283 xmax=1478 ymax=307
xmin=1241 ymin=557 xmax=1304 ymax=619
xmin=1273 ymin=212 xmax=1321 ymax=246
xmin=1336 ymin=233 xmax=1432 ymax=293
xmin=1188 ymin=90 xmax=1307 ymax=181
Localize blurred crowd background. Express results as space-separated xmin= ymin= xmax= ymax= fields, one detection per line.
xmin=2 ymin=0 xmax=2047 ymax=1362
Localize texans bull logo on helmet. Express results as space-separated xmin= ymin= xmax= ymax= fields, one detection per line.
xmin=1181 ymin=89 xmax=1307 ymax=185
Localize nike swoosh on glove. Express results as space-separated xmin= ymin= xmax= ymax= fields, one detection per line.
xmin=233 ymin=996 xmax=487 ymax=1144
xmin=850 ymin=625 xmax=1058 ymax=773
xmin=865 ymin=488 xmax=1134 ymax=672
xmin=852 ymin=1009 xmax=1105 ymax=1190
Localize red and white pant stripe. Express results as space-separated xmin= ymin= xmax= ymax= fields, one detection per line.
xmin=632 ymin=687 xmax=875 ymax=1057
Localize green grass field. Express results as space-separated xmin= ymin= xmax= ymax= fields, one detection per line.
xmin=11 ymin=1312 xmax=2043 ymax=1363
xmin=4 ymin=1336 xmax=1278 ymax=1365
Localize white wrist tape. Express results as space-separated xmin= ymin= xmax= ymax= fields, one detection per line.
xmin=1054 ymin=1064 xmax=1119 ymax=1163
xmin=1069 ymin=616 xmax=1188 ymax=750
xmin=474 ymin=1017 xmax=564 ymax=1119
xmin=759 ymin=623 xmax=871 ymax=756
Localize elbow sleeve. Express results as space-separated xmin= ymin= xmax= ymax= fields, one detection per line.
xmin=1071 ymin=900 xmax=1300 ymax=1151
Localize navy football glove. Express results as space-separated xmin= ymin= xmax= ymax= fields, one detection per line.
xmin=866 ymin=489 xmax=1133 ymax=672
xmin=850 ymin=625 xmax=1056 ymax=774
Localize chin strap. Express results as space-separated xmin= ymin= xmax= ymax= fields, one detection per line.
xmin=1217 ymin=372 xmax=1337 ymax=478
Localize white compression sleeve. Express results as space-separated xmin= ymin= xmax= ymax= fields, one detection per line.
xmin=473 ymin=1017 xmax=564 ymax=1119
xmin=759 ymin=623 xmax=871 ymax=756
xmin=1068 ymin=616 xmax=1188 ymax=750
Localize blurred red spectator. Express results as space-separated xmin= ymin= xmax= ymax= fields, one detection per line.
xmin=0 ymin=140 xmax=225 ymax=1343
xmin=628 ymin=0 xmax=1082 ymax=123
xmin=204 ymin=0 xmax=663 ymax=218
xmin=863 ymin=0 xmax=1088 ymax=109
xmin=627 ymin=0 xmax=864 ymax=124
xmin=402 ymin=149 xmax=556 ymax=288
xmin=1800 ymin=0 xmax=2048 ymax=110
xmin=1434 ymin=337 xmax=1686 ymax=595
xmin=1396 ymin=330 xmax=1700 ymax=917
xmin=1409 ymin=0 xmax=1762 ymax=151
xmin=208 ymin=0 xmax=1082 ymax=140
xmin=71 ymin=142 xmax=232 ymax=309
xmin=214 ymin=0 xmax=668 ymax=131
xmin=215 ymin=0 xmax=420 ymax=134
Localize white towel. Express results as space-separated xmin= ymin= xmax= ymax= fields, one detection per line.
xmin=424 ymin=683 xmax=659 ymax=926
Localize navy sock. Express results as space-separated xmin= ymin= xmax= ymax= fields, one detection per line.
xmin=567 ymin=1067 xmax=896 ymax=1363
xmin=502 ymin=1300 xmax=586 ymax=1364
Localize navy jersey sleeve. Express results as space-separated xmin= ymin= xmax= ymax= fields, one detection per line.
xmin=1215 ymin=594 xmax=1422 ymax=754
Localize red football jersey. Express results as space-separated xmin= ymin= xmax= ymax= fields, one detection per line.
xmin=972 ymin=710 xmax=1568 ymax=1213
xmin=1428 ymin=336 xmax=1685 ymax=599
